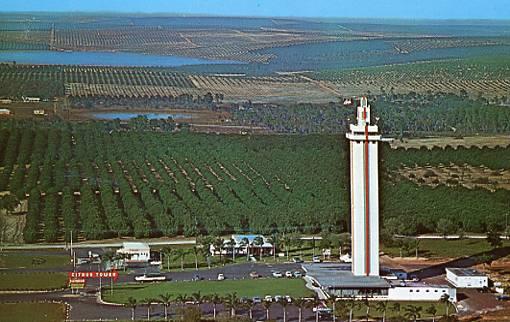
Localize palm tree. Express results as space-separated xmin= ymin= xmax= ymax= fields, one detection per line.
xmin=327 ymin=295 xmax=338 ymax=322
xmin=391 ymin=302 xmax=401 ymax=318
xmin=161 ymin=247 xmax=173 ymax=270
xmin=362 ymin=297 xmax=371 ymax=321
xmin=262 ymin=299 xmax=272 ymax=320
xmin=213 ymin=237 xmax=225 ymax=263
xmin=345 ymin=298 xmax=360 ymax=322
xmin=253 ymin=236 xmax=264 ymax=261
xmin=174 ymin=248 xmax=189 ymax=271
xmin=224 ymin=292 xmax=238 ymax=317
xmin=376 ymin=301 xmax=389 ymax=322
xmin=159 ymin=293 xmax=172 ymax=321
xmin=191 ymin=291 xmax=203 ymax=309
xmin=241 ymin=237 xmax=250 ymax=261
xmin=197 ymin=235 xmax=213 ymax=269
xmin=404 ymin=304 xmax=422 ymax=322
xmin=191 ymin=246 xmax=200 ymax=270
xmin=126 ymin=296 xmax=137 ymax=321
xmin=293 ymin=297 xmax=307 ymax=322
xmin=440 ymin=293 xmax=452 ymax=317
xmin=281 ymin=234 xmax=291 ymax=261
xmin=279 ymin=297 xmax=289 ymax=322
xmin=208 ymin=293 xmax=222 ymax=319
xmin=306 ymin=296 xmax=323 ymax=322
xmin=142 ymin=298 xmax=154 ymax=321
xmin=225 ymin=238 xmax=236 ymax=262
xmin=333 ymin=300 xmax=349 ymax=322
xmin=243 ymin=299 xmax=255 ymax=320
xmin=426 ymin=304 xmax=437 ymax=322
xmin=175 ymin=293 xmax=188 ymax=319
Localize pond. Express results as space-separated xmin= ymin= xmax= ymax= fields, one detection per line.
xmin=0 ymin=50 xmax=240 ymax=67
xmin=92 ymin=112 xmax=192 ymax=120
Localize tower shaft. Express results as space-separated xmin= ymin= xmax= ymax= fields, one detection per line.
xmin=346 ymin=97 xmax=381 ymax=277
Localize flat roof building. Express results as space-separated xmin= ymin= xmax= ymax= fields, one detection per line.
xmin=116 ymin=242 xmax=150 ymax=263
xmin=446 ymin=268 xmax=488 ymax=289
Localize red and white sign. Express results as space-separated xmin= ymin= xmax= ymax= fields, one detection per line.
xmin=68 ymin=271 xmax=119 ymax=280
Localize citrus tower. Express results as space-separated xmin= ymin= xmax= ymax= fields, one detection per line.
xmin=345 ymin=97 xmax=382 ymax=277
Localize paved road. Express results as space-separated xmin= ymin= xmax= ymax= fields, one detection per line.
xmin=1 ymin=239 xmax=196 ymax=250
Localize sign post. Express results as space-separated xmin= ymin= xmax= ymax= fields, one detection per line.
xmin=68 ymin=271 xmax=119 ymax=293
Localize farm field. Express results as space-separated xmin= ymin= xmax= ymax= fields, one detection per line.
xmin=0 ymin=302 xmax=66 ymax=322
xmin=0 ymin=64 xmax=336 ymax=103
xmin=397 ymin=164 xmax=510 ymax=192
xmin=317 ymin=56 xmax=510 ymax=96
xmin=0 ymin=120 xmax=509 ymax=242
xmin=390 ymin=135 xmax=510 ymax=150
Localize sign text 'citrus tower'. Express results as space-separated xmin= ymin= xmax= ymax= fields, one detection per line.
xmin=346 ymin=97 xmax=381 ymax=277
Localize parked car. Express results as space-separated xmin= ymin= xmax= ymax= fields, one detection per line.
xmin=313 ymin=303 xmax=332 ymax=315
xmin=497 ymin=294 xmax=510 ymax=301
xmin=272 ymin=271 xmax=283 ymax=278
xmin=264 ymin=295 xmax=273 ymax=302
xmin=293 ymin=271 xmax=303 ymax=278
xmin=252 ymin=297 xmax=262 ymax=304
xmin=217 ymin=273 xmax=225 ymax=281
xmin=250 ymin=271 xmax=261 ymax=279
xmin=312 ymin=256 xmax=322 ymax=263
xmin=292 ymin=257 xmax=304 ymax=263
xmin=135 ymin=273 xmax=166 ymax=282
xmin=285 ymin=271 xmax=293 ymax=278
xmin=285 ymin=295 xmax=292 ymax=303
xmin=274 ymin=295 xmax=283 ymax=302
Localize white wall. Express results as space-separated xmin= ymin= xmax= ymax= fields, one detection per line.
xmin=349 ymin=138 xmax=379 ymax=277
xmin=446 ymin=270 xmax=488 ymax=288
xmin=389 ymin=286 xmax=457 ymax=302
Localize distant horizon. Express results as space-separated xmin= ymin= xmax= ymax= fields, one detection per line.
xmin=1 ymin=11 xmax=510 ymax=25
xmin=1 ymin=0 xmax=508 ymax=20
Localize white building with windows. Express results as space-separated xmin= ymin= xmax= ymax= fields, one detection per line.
xmin=446 ymin=268 xmax=488 ymax=288
xmin=116 ymin=242 xmax=151 ymax=263
xmin=210 ymin=234 xmax=273 ymax=257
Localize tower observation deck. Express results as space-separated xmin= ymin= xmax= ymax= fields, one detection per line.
xmin=345 ymin=97 xmax=382 ymax=277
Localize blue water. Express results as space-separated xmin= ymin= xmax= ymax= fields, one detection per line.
xmin=92 ymin=112 xmax=192 ymax=120
xmin=0 ymin=50 xmax=240 ymax=67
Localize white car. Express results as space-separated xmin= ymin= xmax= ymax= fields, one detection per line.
xmin=134 ymin=273 xmax=166 ymax=282
xmin=217 ymin=273 xmax=225 ymax=281
xmin=285 ymin=271 xmax=293 ymax=278
xmin=312 ymin=256 xmax=322 ymax=263
xmin=293 ymin=271 xmax=303 ymax=278
xmin=264 ymin=295 xmax=273 ymax=302
xmin=313 ymin=303 xmax=332 ymax=314
xmin=272 ymin=271 xmax=283 ymax=278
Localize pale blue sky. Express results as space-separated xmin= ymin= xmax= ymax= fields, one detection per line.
xmin=1 ymin=0 xmax=509 ymax=20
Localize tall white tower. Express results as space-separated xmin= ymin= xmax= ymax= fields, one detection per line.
xmin=346 ymin=97 xmax=381 ymax=277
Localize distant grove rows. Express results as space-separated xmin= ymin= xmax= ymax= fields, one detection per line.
xmin=0 ymin=64 xmax=310 ymax=101
xmin=0 ymin=120 xmax=345 ymax=242
xmin=1 ymin=120 xmax=510 ymax=242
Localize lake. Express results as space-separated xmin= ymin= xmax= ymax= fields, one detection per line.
xmin=92 ymin=112 xmax=192 ymax=120
xmin=0 ymin=50 xmax=240 ymax=67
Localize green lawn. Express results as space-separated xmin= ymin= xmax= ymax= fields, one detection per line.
xmin=0 ymin=302 xmax=66 ymax=322
xmin=0 ymin=272 xmax=68 ymax=290
xmin=0 ymin=251 xmax=70 ymax=269
xmin=382 ymin=238 xmax=508 ymax=258
xmin=102 ymin=278 xmax=313 ymax=304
